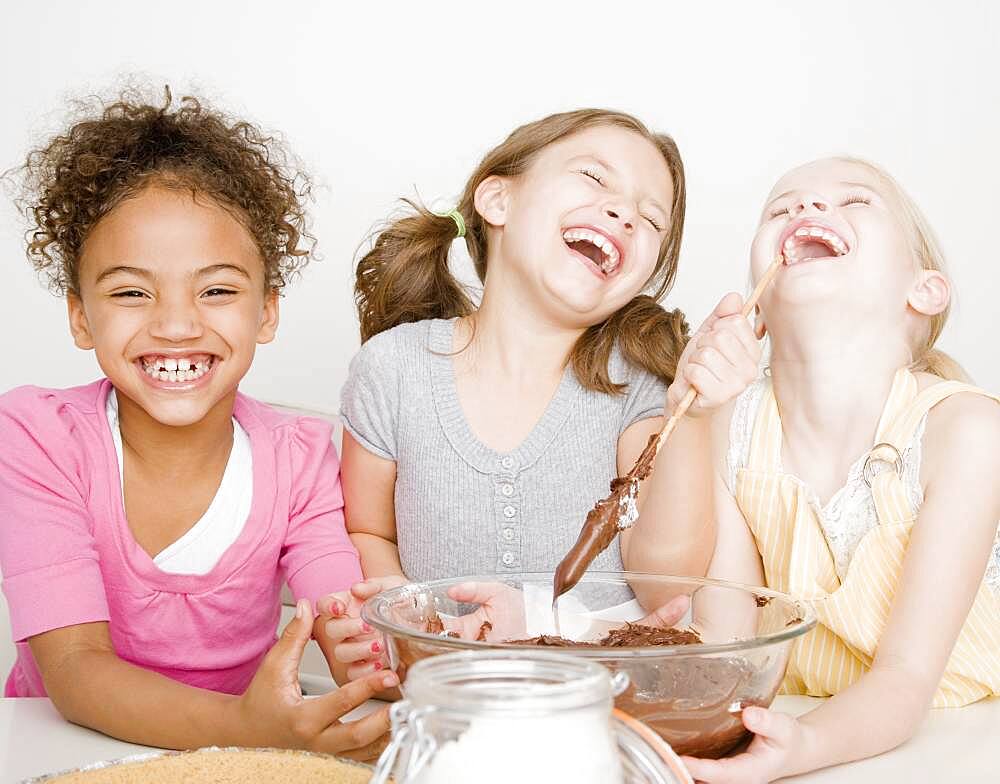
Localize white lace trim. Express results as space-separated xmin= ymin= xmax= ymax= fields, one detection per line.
xmin=987 ymin=536 xmax=1000 ymax=591
xmin=727 ymin=378 xmax=768 ymax=494
xmin=728 ymin=380 xmax=1000 ymax=592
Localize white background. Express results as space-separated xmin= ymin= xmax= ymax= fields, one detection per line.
xmin=1 ymin=1 xmax=997 ymax=409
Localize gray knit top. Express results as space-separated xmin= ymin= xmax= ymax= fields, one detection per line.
xmin=340 ymin=318 xmax=668 ymax=590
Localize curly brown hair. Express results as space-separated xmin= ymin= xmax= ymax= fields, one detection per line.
xmin=15 ymin=86 xmax=314 ymax=295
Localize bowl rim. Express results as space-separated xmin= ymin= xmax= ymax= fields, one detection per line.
xmin=362 ymin=571 xmax=817 ymax=659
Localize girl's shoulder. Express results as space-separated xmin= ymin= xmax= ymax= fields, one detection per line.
xmin=0 ymin=379 xmax=107 ymax=436
xmin=0 ymin=380 xmax=109 ymax=484
xmin=234 ymin=394 xmax=335 ymax=452
xmin=345 ymin=318 xmax=448 ymax=393
xmin=605 ymin=343 xmax=673 ymax=397
xmin=913 ymin=373 xmax=1000 ymax=488
xmin=347 ymin=319 xmax=440 ymax=376
xmin=912 ymin=371 xmax=1000 ymax=422
xmin=918 ymin=376 xmax=1000 ymax=458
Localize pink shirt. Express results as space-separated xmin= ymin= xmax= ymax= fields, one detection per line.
xmin=0 ymin=379 xmax=361 ymax=697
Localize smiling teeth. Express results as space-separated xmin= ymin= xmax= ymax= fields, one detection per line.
xmin=562 ymin=228 xmax=621 ymax=273
xmin=140 ymin=356 xmax=213 ymax=383
xmin=782 ymin=225 xmax=849 ymax=262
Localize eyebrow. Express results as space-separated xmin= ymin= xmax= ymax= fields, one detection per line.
xmin=95 ymin=265 xmax=152 ymax=284
xmin=95 ymin=263 xmax=252 ymax=284
xmin=196 ymin=263 xmax=252 ymax=280
xmin=768 ymin=180 xmax=878 ymax=205
xmin=575 ymin=154 xmax=669 ymax=217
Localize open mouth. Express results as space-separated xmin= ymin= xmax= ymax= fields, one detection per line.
xmin=780 ymin=222 xmax=850 ymax=265
xmin=563 ymin=227 xmax=622 ymax=276
xmin=138 ymin=354 xmax=218 ymax=384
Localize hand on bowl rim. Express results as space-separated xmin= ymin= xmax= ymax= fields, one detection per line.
xmin=317 ymin=575 xmax=408 ymax=681
xmin=680 ymin=705 xmax=806 ymax=784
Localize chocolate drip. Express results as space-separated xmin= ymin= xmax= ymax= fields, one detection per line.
xmin=426 ymin=614 xmax=446 ymax=634
xmin=475 ymin=621 xmax=493 ymax=641
xmin=424 ymin=610 xmax=491 ymax=641
xmin=552 ymin=432 xmax=660 ymax=603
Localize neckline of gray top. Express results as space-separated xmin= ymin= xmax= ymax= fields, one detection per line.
xmin=428 ymin=318 xmax=579 ymax=476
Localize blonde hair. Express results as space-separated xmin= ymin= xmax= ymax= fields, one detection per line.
xmin=355 ymin=109 xmax=689 ymax=394
xmin=835 ymin=157 xmax=969 ymax=382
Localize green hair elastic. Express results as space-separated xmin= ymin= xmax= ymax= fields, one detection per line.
xmin=436 ymin=208 xmax=466 ymax=239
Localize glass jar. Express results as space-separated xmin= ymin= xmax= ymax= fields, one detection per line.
xmin=371 ymin=651 xmax=691 ymax=784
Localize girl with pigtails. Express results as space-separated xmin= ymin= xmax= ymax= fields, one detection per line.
xmin=319 ymin=109 xmax=762 ymax=679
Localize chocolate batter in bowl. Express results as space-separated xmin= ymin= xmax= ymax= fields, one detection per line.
xmin=362 ymin=572 xmax=815 ymax=759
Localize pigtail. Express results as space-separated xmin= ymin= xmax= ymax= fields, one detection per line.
xmin=572 ymin=296 xmax=690 ymax=394
xmin=355 ymin=200 xmax=475 ymax=342
xmin=356 ymin=110 xmax=689 ymax=392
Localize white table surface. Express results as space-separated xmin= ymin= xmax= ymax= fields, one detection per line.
xmin=1 ymin=695 xmax=997 ymax=783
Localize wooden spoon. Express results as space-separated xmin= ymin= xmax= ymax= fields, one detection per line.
xmin=552 ymin=255 xmax=783 ymax=606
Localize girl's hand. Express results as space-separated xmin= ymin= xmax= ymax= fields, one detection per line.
xmin=318 ymin=576 xmax=408 ymax=682
xmin=442 ymin=581 xmax=529 ymax=640
xmin=235 ymin=599 xmax=398 ymax=761
xmin=439 ymin=584 xmax=689 ymax=641
xmin=681 ymin=706 xmax=806 ymax=784
xmin=668 ymin=292 xmax=760 ymax=417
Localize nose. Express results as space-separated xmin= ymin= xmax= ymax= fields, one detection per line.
xmin=790 ymin=192 xmax=830 ymax=216
xmin=148 ymin=296 xmax=204 ymax=342
xmin=604 ymin=206 xmax=634 ymax=232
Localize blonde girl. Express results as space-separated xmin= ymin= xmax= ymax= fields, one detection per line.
xmin=685 ymin=157 xmax=1000 ymax=783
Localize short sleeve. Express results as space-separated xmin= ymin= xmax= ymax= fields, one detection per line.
xmin=618 ymin=357 xmax=669 ymax=434
xmin=339 ymin=333 xmax=399 ymax=461
xmin=0 ymin=390 xmax=110 ymax=641
xmin=280 ymin=418 xmax=363 ymax=606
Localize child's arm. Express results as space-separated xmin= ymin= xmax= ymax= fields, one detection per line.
xmin=314 ymin=431 xmax=406 ymax=689
xmin=621 ymin=294 xmax=760 ymax=591
xmin=341 ymin=431 xmax=405 ymax=579
xmin=684 ymin=393 xmax=1000 ymax=783
xmin=618 ymin=413 xmax=713 ymax=581
xmin=29 ymin=602 xmax=395 ymax=757
xmin=690 ymin=449 xmax=768 ymax=641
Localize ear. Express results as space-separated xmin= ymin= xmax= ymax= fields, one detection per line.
xmin=256 ymin=289 xmax=280 ymax=345
xmin=67 ymin=295 xmax=95 ymax=350
xmin=473 ymin=175 xmax=511 ymax=228
xmin=753 ymin=305 xmax=768 ymax=340
xmin=907 ymin=269 xmax=950 ymax=317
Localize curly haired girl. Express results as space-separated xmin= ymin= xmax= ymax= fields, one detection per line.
xmin=0 ymin=87 xmax=393 ymax=757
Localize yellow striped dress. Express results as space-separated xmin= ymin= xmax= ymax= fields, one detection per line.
xmin=731 ymin=368 xmax=1000 ymax=707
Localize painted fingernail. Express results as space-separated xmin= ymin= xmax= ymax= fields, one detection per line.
xmin=371 ymin=641 xmax=382 ymax=654
xmin=362 ymin=622 xmax=373 ymax=633
xmin=373 ymin=661 xmax=383 ymax=671
xmin=330 ymin=600 xmax=345 ymax=616
xmin=382 ymin=672 xmax=399 ymax=688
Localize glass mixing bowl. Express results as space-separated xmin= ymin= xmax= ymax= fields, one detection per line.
xmin=362 ymin=572 xmax=815 ymax=758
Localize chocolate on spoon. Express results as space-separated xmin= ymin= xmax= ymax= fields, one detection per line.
xmin=552 ymin=256 xmax=784 ymax=607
